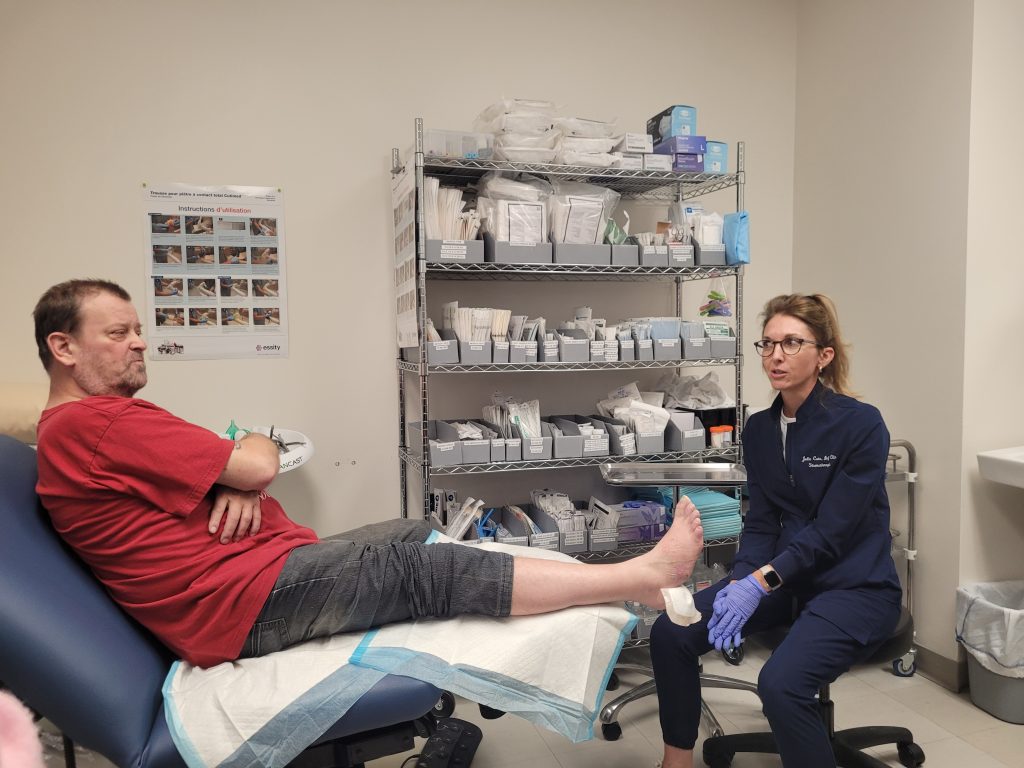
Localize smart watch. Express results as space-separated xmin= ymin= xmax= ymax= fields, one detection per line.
xmin=760 ymin=566 xmax=783 ymax=591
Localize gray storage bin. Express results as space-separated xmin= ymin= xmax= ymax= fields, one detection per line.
xmin=639 ymin=245 xmax=669 ymax=267
xmin=538 ymin=339 xmax=559 ymax=363
xmin=552 ymin=243 xmax=611 ymax=265
xmin=588 ymin=527 xmax=619 ymax=552
xmin=636 ymin=431 xmax=666 ymax=454
xmin=492 ymin=339 xmax=510 ymax=363
xmin=504 ymin=438 xmax=522 ymax=462
xmin=589 ymin=340 xmax=606 ymax=361
xmin=552 ymin=416 xmax=610 ymax=457
xmin=425 ymin=239 xmax=484 ymax=264
xmin=472 ymin=420 xmax=506 ymax=462
xmin=459 ymin=340 xmax=492 ymax=364
xmin=694 ymin=241 xmax=727 ymax=266
xmin=654 ymin=337 xmax=682 ymax=360
xmin=544 ymin=419 xmax=584 ymax=459
xmin=710 ymin=336 xmax=737 ymax=358
xmin=635 ymin=339 xmax=654 ymax=361
xmin=611 ymin=244 xmax=639 ymax=266
xmin=619 ymin=340 xmax=636 ymax=362
xmin=557 ymin=336 xmax=590 ymax=363
xmin=407 ymin=421 xmax=463 ymax=466
xmin=516 ymin=422 xmax=553 ymax=461
xmin=400 ymin=328 xmax=460 ymax=364
xmin=527 ymin=505 xmax=588 ymax=554
xmin=665 ymin=415 xmax=706 ymax=452
xmin=667 ymin=243 xmax=694 ymax=267
xmin=492 ymin=507 xmax=531 ymax=548
xmin=684 ymin=336 xmax=711 ymax=360
xmin=483 ymin=234 xmax=552 ymax=264
xmin=509 ymin=340 xmax=538 ymax=364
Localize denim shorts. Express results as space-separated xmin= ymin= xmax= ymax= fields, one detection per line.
xmin=239 ymin=518 xmax=514 ymax=658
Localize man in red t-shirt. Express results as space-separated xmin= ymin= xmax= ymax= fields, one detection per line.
xmin=33 ymin=279 xmax=706 ymax=668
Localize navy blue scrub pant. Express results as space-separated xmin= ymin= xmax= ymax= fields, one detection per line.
xmin=650 ymin=579 xmax=899 ymax=767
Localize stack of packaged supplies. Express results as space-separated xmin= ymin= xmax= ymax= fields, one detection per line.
xmin=684 ymin=487 xmax=742 ymax=540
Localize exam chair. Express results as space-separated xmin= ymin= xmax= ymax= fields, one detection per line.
xmin=0 ymin=434 xmax=442 ymax=768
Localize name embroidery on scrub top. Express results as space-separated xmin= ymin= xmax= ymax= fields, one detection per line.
xmin=801 ymin=453 xmax=838 ymax=469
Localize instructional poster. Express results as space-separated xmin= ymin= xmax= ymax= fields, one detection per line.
xmin=143 ymin=183 xmax=287 ymax=360
xmin=392 ymin=158 xmax=418 ymax=348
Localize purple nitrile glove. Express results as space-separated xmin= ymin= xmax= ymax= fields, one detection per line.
xmin=707 ymin=574 xmax=768 ymax=651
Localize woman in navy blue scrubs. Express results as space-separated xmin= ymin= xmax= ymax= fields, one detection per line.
xmin=650 ymin=294 xmax=902 ymax=768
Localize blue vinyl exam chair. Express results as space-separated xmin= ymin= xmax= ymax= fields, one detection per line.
xmin=0 ymin=434 xmax=442 ymax=768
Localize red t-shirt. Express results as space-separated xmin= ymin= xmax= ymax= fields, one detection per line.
xmin=35 ymin=396 xmax=319 ymax=667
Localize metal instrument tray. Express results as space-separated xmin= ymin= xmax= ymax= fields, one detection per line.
xmin=600 ymin=462 xmax=747 ymax=487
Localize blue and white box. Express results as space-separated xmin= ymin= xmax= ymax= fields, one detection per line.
xmin=648 ymin=105 xmax=698 ymax=144
xmin=706 ymin=141 xmax=729 ymax=174
xmin=653 ymin=135 xmax=708 ymax=155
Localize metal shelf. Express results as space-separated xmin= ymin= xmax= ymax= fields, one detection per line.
xmin=397 ymin=358 xmax=739 ymax=374
xmin=423 ymin=262 xmax=740 ymax=282
xmin=574 ymin=535 xmax=741 ymax=563
xmin=421 ymin=156 xmax=739 ymax=203
xmin=400 ymin=447 xmax=740 ymax=476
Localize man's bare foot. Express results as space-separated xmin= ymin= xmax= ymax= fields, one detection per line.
xmin=633 ymin=497 xmax=704 ymax=608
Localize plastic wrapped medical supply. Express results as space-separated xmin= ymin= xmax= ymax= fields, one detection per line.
xmin=548 ymin=181 xmax=620 ymax=245
xmin=477 ymin=172 xmax=551 ymax=244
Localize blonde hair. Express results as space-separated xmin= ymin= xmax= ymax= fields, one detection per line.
xmin=760 ymin=293 xmax=856 ymax=397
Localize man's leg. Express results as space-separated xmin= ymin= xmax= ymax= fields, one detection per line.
xmin=241 ymin=499 xmax=704 ymax=657
xmin=651 ymin=585 xmax=795 ymax=768
xmin=324 ymin=518 xmax=431 ymax=546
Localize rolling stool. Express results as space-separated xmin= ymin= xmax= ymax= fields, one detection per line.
xmin=702 ymin=607 xmax=925 ymax=768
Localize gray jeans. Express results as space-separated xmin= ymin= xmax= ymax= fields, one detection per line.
xmin=239 ymin=519 xmax=514 ymax=658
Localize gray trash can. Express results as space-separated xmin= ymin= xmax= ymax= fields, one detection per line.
xmin=956 ymin=580 xmax=1024 ymax=723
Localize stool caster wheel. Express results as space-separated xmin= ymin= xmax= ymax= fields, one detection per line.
xmin=892 ymin=657 xmax=917 ymax=678
xmin=479 ymin=704 xmax=505 ymax=720
xmin=897 ymin=740 xmax=925 ymax=767
xmin=723 ymin=644 xmax=744 ymax=666
xmin=606 ymin=672 xmax=620 ymax=691
xmin=432 ymin=691 xmax=456 ymax=719
xmin=601 ymin=722 xmax=622 ymax=741
xmin=702 ymin=745 xmax=734 ymax=768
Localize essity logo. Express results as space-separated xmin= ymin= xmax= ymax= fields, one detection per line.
xmin=157 ymin=342 xmax=184 ymax=355
xmin=256 ymin=344 xmax=281 ymax=353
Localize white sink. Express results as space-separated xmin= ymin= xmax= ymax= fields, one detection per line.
xmin=978 ymin=446 xmax=1024 ymax=489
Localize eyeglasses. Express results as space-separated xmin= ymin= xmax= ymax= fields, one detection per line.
xmin=753 ymin=337 xmax=822 ymax=356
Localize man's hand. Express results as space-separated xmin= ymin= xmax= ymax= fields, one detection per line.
xmin=209 ymin=486 xmax=262 ymax=543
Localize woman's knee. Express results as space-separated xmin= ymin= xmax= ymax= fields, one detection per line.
xmin=651 ymin=612 xmax=708 ymax=660
xmin=757 ymin=658 xmax=810 ymax=718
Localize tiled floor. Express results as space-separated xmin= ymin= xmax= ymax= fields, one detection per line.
xmin=40 ymin=642 xmax=1024 ymax=768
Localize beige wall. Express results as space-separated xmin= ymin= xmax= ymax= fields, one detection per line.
xmin=0 ymin=1 xmax=797 ymax=533
xmin=792 ymin=0 xmax=975 ymax=661
xmin=960 ymin=1 xmax=1024 ymax=584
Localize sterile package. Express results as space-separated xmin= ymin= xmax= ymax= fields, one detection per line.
xmin=556 ymin=150 xmax=617 ymax=168
xmin=548 ymin=181 xmax=620 ymax=244
xmin=559 ymin=136 xmax=619 ymax=153
xmin=494 ymin=146 xmax=559 ymax=163
xmin=554 ymin=117 xmax=618 ymax=138
xmin=615 ymin=133 xmax=654 ymax=154
xmin=494 ymin=129 xmax=561 ymax=149
xmin=475 ymin=99 xmax=557 ymax=136
xmin=478 ymin=198 xmax=547 ymax=243
xmin=614 ymin=153 xmax=643 ymax=169
xmin=643 ymin=154 xmax=673 ymax=172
